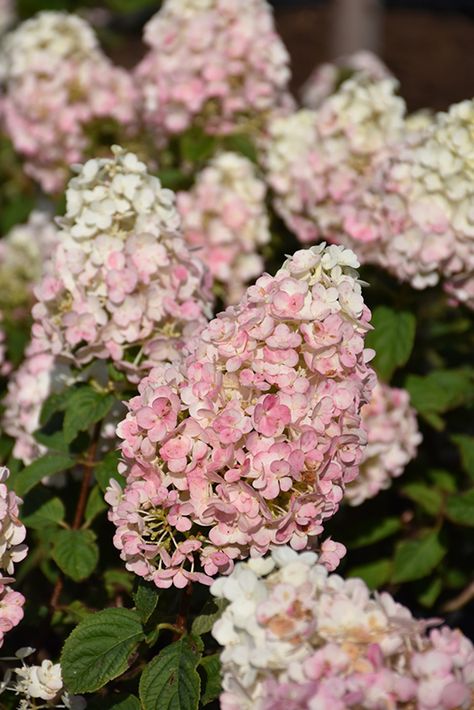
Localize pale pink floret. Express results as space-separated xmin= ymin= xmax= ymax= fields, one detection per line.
xmin=177 ymin=152 xmax=271 ymax=304
xmin=0 ymin=468 xmax=27 ymax=647
xmin=211 ymin=547 xmax=474 ymax=710
xmin=346 ymin=382 xmax=422 ymax=505
xmin=135 ymin=0 xmax=293 ymax=138
xmin=108 ymin=243 xmax=375 ymax=588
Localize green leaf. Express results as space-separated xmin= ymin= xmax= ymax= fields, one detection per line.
xmin=39 ymin=390 xmax=70 ymax=426
xmin=95 ymin=450 xmax=124 ymax=492
xmin=180 ymin=127 xmax=216 ymax=164
xmin=452 ymin=435 xmax=474 ymax=479
xmin=365 ymin=306 xmax=416 ymax=381
xmin=139 ymin=635 xmax=202 ymax=710
xmin=401 ymin=483 xmax=443 ymax=516
xmin=156 ymin=168 xmax=190 ymax=191
xmin=445 ymin=489 xmax=474 ymax=526
xmin=11 ymin=453 xmax=76 ymax=496
xmin=351 ymin=516 xmax=401 ymax=548
xmin=134 ymin=580 xmax=159 ymax=624
xmin=61 ymin=608 xmax=144 ymax=693
xmin=417 ymin=577 xmax=442 ymax=608
xmin=191 ymin=598 xmax=227 ymax=636
xmin=347 ymin=559 xmax=392 ymax=589
xmin=34 ymin=429 xmax=70 ymax=453
xmin=428 ymin=469 xmax=457 ymax=493
xmin=22 ymin=497 xmax=65 ymax=530
xmin=104 ymin=569 xmax=134 ymax=598
xmin=392 ymin=531 xmax=446 ymax=583
xmin=53 ymin=529 xmax=99 ymax=582
xmin=406 ymin=370 xmax=474 ymax=428
xmin=88 ymin=693 xmax=141 ymax=710
xmin=63 ymin=386 xmax=115 ymax=443
xmin=222 ymin=134 xmax=257 ymax=162
xmin=199 ymin=655 xmax=221 ymax=706
xmin=84 ymin=485 xmax=107 ymax=524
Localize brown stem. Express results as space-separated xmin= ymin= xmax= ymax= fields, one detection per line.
xmin=442 ymin=580 xmax=474 ymax=613
xmin=174 ymin=583 xmax=193 ymax=639
xmin=72 ymin=422 xmax=101 ymax=530
xmin=50 ymin=577 xmax=64 ymax=610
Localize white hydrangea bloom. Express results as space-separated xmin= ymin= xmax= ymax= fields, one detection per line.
xmin=263 ymin=76 xmax=405 ymax=244
xmin=1 ymin=11 xmax=97 ymax=78
xmin=211 ymin=547 xmax=474 ymax=710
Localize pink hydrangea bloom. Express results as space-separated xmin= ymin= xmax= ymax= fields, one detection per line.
xmin=301 ymin=50 xmax=393 ymax=110
xmin=346 ymin=382 xmax=422 ymax=506
xmin=0 ymin=467 xmax=27 ymax=648
xmin=211 ymin=546 xmax=474 ymax=710
xmin=177 ymin=152 xmax=270 ymax=304
xmin=31 ymin=147 xmax=212 ymax=374
xmin=0 ymin=467 xmax=27 ymax=575
xmin=107 ymin=243 xmax=375 ymax=588
xmin=2 ymin=339 xmax=68 ymax=464
xmin=0 ymin=11 xmax=137 ymax=193
xmin=0 ymin=584 xmax=24 ymax=649
xmin=135 ymin=0 xmax=293 ymax=137
xmin=263 ymin=75 xmax=405 ymax=245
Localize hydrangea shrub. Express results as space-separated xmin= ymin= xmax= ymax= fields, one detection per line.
xmin=0 ymin=1 xmax=473 ymax=708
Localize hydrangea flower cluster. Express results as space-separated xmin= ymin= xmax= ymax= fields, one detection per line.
xmin=301 ymin=50 xmax=392 ymax=110
xmin=332 ymin=99 xmax=474 ymax=292
xmin=0 ymin=211 xmax=58 ymax=317
xmin=135 ymin=0 xmax=293 ymax=137
xmin=263 ymin=75 xmax=405 ymax=244
xmin=346 ymin=382 xmax=422 ymax=506
xmin=0 ymin=11 xmax=137 ymax=193
xmin=177 ymin=152 xmax=271 ymax=304
xmin=211 ymin=546 xmax=474 ymax=710
xmin=107 ymin=244 xmax=375 ymax=589
xmin=0 ymin=655 xmax=86 ymax=709
xmin=31 ymin=147 xmax=212 ymax=373
xmin=0 ymin=467 xmax=27 ymax=648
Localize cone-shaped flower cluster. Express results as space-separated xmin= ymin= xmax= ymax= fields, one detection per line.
xmin=263 ymin=75 xmax=405 ymax=244
xmin=135 ymin=0 xmax=293 ymax=137
xmin=0 ymin=467 xmax=27 ymax=647
xmin=346 ymin=382 xmax=422 ymax=506
xmin=31 ymin=147 xmax=212 ymax=374
xmin=0 ymin=12 xmax=137 ymax=193
xmin=107 ymin=243 xmax=374 ymax=588
xmin=211 ymin=547 xmax=474 ymax=710
xmin=177 ymin=152 xmax=271 ymax=304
